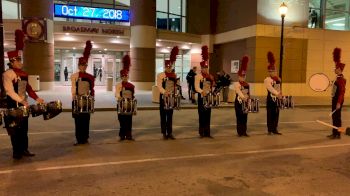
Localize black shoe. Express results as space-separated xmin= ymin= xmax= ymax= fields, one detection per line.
xmin=23 ymin=150 xmax=35 ymax=157
xmin=335 ymin=135 xmax=341 ymax=139
xmin=167 ymin=134 xmax=176 ymax=140
xmin=13 ymin=154 xmax=22 ymax=160
xmin=273 ymin=132 xmax=282 ymax=135
xmin=207 ymin=135 xmax=214 ymax=139
xmin=327 ymin=134 xmax=335 ymax=138
xmin=126 ymin=137 xmax=135 ymax=141
xmin=163 ymin=134 xmax=168 ymax=140
xmin=119 ymin=137 xmax=125 ymax=141
xmin=82 ymin=140 xmax=89 ymax=144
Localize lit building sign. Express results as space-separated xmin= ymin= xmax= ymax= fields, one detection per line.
xmin=54 ymin=4 xmax=129 ymax=22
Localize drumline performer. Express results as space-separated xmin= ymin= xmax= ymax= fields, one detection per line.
xmin=157 ymin=46 xmax=179 ymax=140
xmin=233 ymin=56 xmax=250 ymax=137
xmin=2 ymin=29 xmax=45 ymax=159
xmin=195 ymin=46 xmax=215 ymax=138
xmin=328 ymin=48 xmax=346 ymax=139
xmin=264 ymin=51 xmax=283 ymax=135
xmin=115 ymin=55 xmax=135 ymax=141
xmin=71 ymin=40 xmax=94 ymax=145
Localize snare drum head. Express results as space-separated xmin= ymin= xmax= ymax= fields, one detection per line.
xmin=309 ymin=73 xmax=330 ymax=92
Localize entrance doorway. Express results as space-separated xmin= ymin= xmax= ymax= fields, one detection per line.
xmin=56 ymin=50 xmax=122 ymax=86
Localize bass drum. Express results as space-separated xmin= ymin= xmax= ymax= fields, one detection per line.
xmin=309 ymin=73 xmax=330 ymax=92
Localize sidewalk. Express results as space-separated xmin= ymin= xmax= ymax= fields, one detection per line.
xmin=34 ymin=86 xmax=349 ymax=111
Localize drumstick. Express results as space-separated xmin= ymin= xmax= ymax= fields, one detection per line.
xmin=316 ymin=120 xmax=346 ymax=133
xmin=328 ymin=109 xmax=337 ymax=117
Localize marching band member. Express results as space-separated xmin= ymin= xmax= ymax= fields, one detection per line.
xmin=3 ymin=30 xmax=44 ymax=159
xmin=233 ymin=56 xmax=250 ymax=137
xmin=115 ymin=55 xmax=135 ymax=141
xmin=264 ymin=52 xmax=282 ymax=135
xmin=71 ymin=40 xmax=94 ymax=145
xmin=157 ymin=46 xmax=179 ymax=140
xmin=328 ymin=48 xmax=346 ymax=139
xmin=195 ymin=46 xmax=215 ymax=138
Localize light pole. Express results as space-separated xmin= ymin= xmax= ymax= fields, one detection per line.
xmin=278 ymin=2 xmax=288 ymax=85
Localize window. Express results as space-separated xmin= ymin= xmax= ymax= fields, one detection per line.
xmin=309 ymin=0 xmax=350 ymax=31
xmin=2 ymin=0 xmax=20 ymax=19
xmin=157 ymin=12 xmax=168 ymax=30
xmin=156 ymin=0 xmax=168 ymax=12
xmin=156 ymin=0 xmax=187 ymax=32
xmin=325 ymin=10 xmax=348 ymax=30
xmin=169 ymin=14 xmax=181 ymax=32
xmin=169 ymin=0 xmax=181 ymax=15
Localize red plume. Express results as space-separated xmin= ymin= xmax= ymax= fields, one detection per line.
xmin=267 ymin=51 xmax=275 ymax=65
xmin=241 ymin=56 xmax=249 ymax=71
xmin=15 ymin=29 xmax=25 ymax=51
xmin=333 ymin=47 xmax=341 ymax=63
xmin=170 ymin=46 xmax=179 ymax=64
xmin=201 ymin=45 xmax=209 ymax=62
xmin=122 ymin=54 xmax=131 ymax=71
xmin=238 ymin=56 xmax=249 ymax=76
xmin=83 ymin=40 xmax=92 ymax=59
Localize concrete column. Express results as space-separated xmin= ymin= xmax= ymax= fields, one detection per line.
xmin=130 ymin=0 xmax=156 ymax=90
xmin=21 ymin=0 xmax=54 ymax=90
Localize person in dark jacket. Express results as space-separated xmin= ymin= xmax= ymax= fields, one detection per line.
xmin=186 ymin=66 xmax=197 ymax=103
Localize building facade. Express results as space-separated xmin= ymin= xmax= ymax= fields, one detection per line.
xmin=2 ymin=0 xmax=350 ymax=97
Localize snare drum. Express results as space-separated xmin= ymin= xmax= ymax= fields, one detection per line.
xmin=117 ymin=98 xmax=137 ymax=115
xmin=203 ymin=92 xmax=220 ymax=109
xmin=3 ymin=106 xmax=29 ymax=128
xmin=30 ymin=103 xmax=47 ymax=117
xmin=73 ymin=95 xmax=94 ymax=114
xmin=43 ymin=100 xmax=63 ymax=120
xmin=163 ymin=94 xmax=181 ymax=110
xmin=276 ymin=96 xmax=294 ymax=109
xmin=242 ymin=98 xmax=260 ymax=113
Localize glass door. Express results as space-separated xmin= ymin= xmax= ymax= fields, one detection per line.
xmin=62 ymin=55 xmax=76 ymax=85
xmin=93 ymin=57 xmax=103 ymax=85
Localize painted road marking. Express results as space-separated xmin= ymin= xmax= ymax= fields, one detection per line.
xmin=1 ymin=143 xmax=350 ymax=175
xmin=2 ymin=120 xmax=347 ymax=136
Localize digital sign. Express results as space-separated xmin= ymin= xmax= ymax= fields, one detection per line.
xmin=54 ymin=4 xmax=129 ymax=22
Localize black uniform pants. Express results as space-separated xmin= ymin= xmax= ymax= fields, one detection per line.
xmin=118 ymin=114 xmax=133 ymax=139
xmin=198 ymin=95 xmax=211 ymax=136
xmin=8 ymin=117 xmax=29 ymax=156
xmin=266 ymin=98 xmax=280 ymax=133
xmin=74 ymin=113 xmax=90 ymax=143
xmin=159 ymin=96 xmax=174 ymax=136
xmin=235 ymin=99 xmax=248 ymax=136
xmin=332 ymin=99 xmax=343 ymax=137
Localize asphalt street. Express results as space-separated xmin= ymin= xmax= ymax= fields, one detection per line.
xmin=0 ymin=107 xmax=350 ymax=195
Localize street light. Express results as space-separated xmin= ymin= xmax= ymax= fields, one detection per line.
xmin=278 ymin=2 xmax=288 ymax=84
